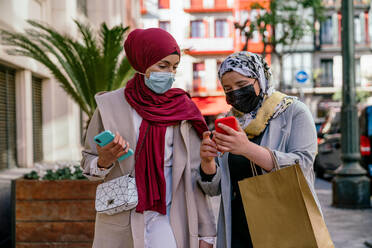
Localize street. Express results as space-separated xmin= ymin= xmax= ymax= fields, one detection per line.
xmin=316 ymin=179 xmax=372 ymax=248
xmin=1 ymin=0 xmax=372 ymax=246
xmin=209 ymin=178 xmax=372 ymax=248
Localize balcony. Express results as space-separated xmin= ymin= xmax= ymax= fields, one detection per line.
xmin=192 ymin=78 xmax=208 ymax=93
xmin=314 ymin=81 xmax=334 ymax=88
xmin=184 ymin=0 xmax=233 ymax=13
xmin=184 ymin=37 xmax=234 ymax=53
xmin=184 ymin=7 xmax=233 ymax=13
xmin=238 ymin=0 xmax=270 ymax=9
xmin=322 ymin=0 xmax=371 ymax=9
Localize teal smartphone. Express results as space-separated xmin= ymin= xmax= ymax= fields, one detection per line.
xmin=94 ymin=130 xmax=134 ymax=161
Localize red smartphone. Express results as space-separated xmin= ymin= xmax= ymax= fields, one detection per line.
xmin=215 ymin=116 xmax=238 ymax=135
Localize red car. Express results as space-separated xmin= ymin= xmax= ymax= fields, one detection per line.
xmin=359 ymin=106 xmax=372 ymax=187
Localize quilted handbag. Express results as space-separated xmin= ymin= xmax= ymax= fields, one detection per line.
xmin=95 ymin=174 xmax=138 ymax=215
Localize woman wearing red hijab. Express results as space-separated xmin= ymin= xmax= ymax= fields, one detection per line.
xmin=81 ymin=28 xmax=216 ymax=248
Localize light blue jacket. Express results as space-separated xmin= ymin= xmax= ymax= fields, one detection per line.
xmin=197 ymin=100 xmax=321 ymax=248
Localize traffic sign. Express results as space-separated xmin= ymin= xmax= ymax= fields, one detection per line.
xmin=295 ymin=70 xmax=309 ymax=84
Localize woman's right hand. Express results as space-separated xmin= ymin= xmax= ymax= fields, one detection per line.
xmin=96 ymin=131 xmax=130 ymax=168
xmin=200 ymin=131 xmax=218 ymax=175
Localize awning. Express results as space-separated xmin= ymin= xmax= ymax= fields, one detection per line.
xmin=192 ymin=96 xmax=231 ymax=116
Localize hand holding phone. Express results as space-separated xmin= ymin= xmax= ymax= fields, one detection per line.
xmin=94 ymin=131 xmax=134 ymax=167
xmin=214 ymin=117 xmax=239 ymax=156
xmin=200 ymin=131 xmax=218 ymax=175
xmin=215 ymin=116 xmax=238 ymax=135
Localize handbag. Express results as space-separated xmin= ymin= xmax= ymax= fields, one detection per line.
xmin=238 ymin=148 xmax=334 ymax=248
xmin=95 ymin=173 xmax=138 ymax=215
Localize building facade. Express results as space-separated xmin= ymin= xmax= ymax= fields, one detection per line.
xmin=141 ymin=0 xmax=278 ymax=117
xmin=281 ymin=0 xmax=372 ymax=118
xmin=310 ymin=0 xmax=372 ymax=117
xmin=141 ymin=0 xmax=236 ymax=117
xmin=0 ymin=0 xmax=140 ymax=171
xmin=0 ymin=0 xmax=139 ymax=246
xmin=141 ymin=0 xmax=372 ymax=120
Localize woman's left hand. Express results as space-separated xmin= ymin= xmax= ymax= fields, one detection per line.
xmin=212 ymin=122 xmax=250 ymax=156
xmin=199 ymin=240 xmax=213 ymax=248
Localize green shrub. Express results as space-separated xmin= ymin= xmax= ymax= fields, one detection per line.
xmin=24 ymin=163 xmax=86 ymax=180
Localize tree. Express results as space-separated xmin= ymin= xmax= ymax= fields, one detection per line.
xmin=235 ymin=0 xmax=325 ymax=90
xmin=234 ymin=19 xmax=256 ymax=51
xmin=1 ymin=20 xmax=134 ymax=128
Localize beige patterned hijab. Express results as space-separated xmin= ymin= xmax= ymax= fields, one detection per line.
xmin=218 ymin=51 xmax=296 ymax=138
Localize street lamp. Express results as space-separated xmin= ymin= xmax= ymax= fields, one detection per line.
xmin=332 ymin=0 xmax=370 ymax=208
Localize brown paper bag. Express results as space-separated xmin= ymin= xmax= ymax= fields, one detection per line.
xmin=238 ymin=150 xmax=334 ymax=248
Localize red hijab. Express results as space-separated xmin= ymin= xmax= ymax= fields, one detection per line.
xmin=124 ymin=28 xmax=208 ymax=215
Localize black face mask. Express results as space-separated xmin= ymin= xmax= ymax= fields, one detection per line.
xmin=226 ymin=84 xmax=262 ymax=113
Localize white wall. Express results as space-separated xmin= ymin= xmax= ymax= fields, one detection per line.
xmin=369 ymin=6 xmax=372 ymax=48
xmin=0 ymin=0 xmax=139 ymax=166
xmin=333 ymin=55 xmax=342 ymax=88
xmin=205 ymin=58 xmax=218 ymax=91
xmin=333 ymin=54 xmax=372 ymax=88
xmin=361 ymin=55 xmax=372 ymax=86
xmin=0 ymin=0 xmax=84 ymax=165
xmin=183 ymin=38 xmax=234 ymax=51
xmin=88 ymin=0 xmax=138 ymax=28
xmin=282 ymin=52 xmax=313 ymax=89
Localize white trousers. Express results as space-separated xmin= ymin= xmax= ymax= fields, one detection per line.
xmin=144 ymin=210 xmax=177 ymax=248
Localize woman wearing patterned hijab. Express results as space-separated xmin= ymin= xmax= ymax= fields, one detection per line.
xmin=197 ymin=52 xmax=321 ymax=248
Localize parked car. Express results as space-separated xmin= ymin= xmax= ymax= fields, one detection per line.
xmin=314 ymin=109 xmax=341 ymax=179
xmin=358 ymin=105 xmax=372 ymax=189
xmin=314 ymin=105 xmax=372 ymax=188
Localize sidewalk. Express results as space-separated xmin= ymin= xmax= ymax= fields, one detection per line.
xmin=209 ymin=178 xmax=372 ymax=248
xmin=316 ymin=178 xmax=372 ymax=248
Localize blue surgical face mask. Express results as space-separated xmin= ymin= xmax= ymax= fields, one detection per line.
xmin=139 ymin=71 xmax=175 ymax=94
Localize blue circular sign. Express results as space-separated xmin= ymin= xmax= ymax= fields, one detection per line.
xmin=295 ymin=70 xmax=309 ymax=84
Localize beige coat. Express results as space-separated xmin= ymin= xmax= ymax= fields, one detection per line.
xmin=81 ymin=87 xmax=216 ymax=248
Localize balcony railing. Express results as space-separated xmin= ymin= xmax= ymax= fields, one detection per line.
xmin=315 ymin=81 xmax=334 ymax=88
xmin=184 ymin=7 xmax=233 ymax=13
xmin=185 ymin=0 xmax=232 ymax=13
xmin=192 ymin=79 xmax=207 ymax=93
xmin=323 ymin=0 xmax=371 ymax=7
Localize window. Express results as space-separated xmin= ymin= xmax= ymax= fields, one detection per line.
xmin=283 ymin=53 xmax=312 ymax=88
xmin=323 ymin=0 xmax=336 ymax=6
xmin=191 ymin=20 xmax=206 ymax=38
xmin=158 ymin=0 xmax=170 ymax=9
xmin=191 ymin=0 xmax=203 ymax=8
xmin=77 ymin=0 xmax=87 ymax=16
xmin=159 ymin=21 xmax=170 ymax=33
xmin=215 ymin=0 xmax=227 ymax=8
xmin=215 ymin=19 xmax=229 ymax=38
xmin=354 ymin=15 xmax=363 ymax=44
xmin=0 ymin=66 xmax=17 ymax=169
xmin=320 ymin=59 xmax=334 ymax=87
xmin=356 ymin=58 xmax=361 ymax=86
xmin=320 ymin=16 xmax=333 ymax=44
xmin=32 ymin=77 xmax=43 ymax=162
xmin=193 ymin=62 xmax=206 ymax=92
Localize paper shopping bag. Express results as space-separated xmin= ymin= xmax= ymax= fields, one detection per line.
xmin=238 ymin=152 xmax=334 ymax=248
